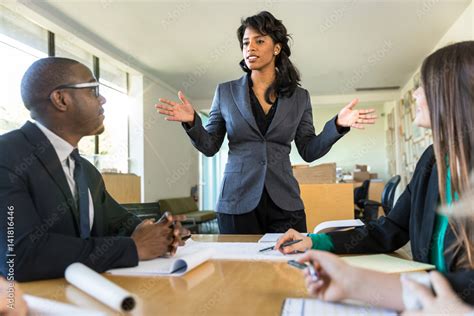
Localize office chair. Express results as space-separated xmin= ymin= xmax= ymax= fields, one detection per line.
xmin=358 ymin=175 xmax=401 ymax=223
xmin=354 ymin=179 xmax=371 ymax=219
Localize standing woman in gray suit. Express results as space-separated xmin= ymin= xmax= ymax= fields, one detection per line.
xmin=157 ymin=11 xmax=376 ymax=234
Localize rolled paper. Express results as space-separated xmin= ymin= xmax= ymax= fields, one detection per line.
xmin=65 ymin=263 xmax=135 ymax=312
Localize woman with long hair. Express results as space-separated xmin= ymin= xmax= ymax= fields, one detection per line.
xmin=276 ymin=41 xmax=474 ymax=307
xmin=156 ymin=11 xmax=376 ymax=234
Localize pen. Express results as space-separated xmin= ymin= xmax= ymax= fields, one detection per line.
xmin=307 ymin=259 xmax=319 ymax=282
xmin=157 ymin=212 xmax=178 ymax=231
xmin=156 ymin=211 xmax=170 ymax=224
xmin=259 ymin=239 xmax=303 ymax=252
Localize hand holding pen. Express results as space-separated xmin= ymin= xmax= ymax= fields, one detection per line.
xmin=297 ymin=250 xmax=356 ymax=302
xmin=259 ymin=239 xmax=305 ymax=253
xmin=156 ymin=212 xmax=191 ymax=254
xmin=274 ymin=229 xmax=313 ymax=254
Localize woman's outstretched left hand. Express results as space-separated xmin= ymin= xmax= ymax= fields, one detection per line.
xmin=336 ymin=98 xmax=377 ymax=129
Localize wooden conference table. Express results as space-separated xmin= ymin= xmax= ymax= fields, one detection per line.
xmin=20 ymin=235 xmax=409 ymax=315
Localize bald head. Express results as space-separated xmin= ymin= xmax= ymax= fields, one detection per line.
xmin=20 ymin=57 xmax=83 ymax=113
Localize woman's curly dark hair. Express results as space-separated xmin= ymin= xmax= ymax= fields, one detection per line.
xmin=237 ymin=11 xmax=301 ymax=104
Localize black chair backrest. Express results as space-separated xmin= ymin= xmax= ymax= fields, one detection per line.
xmin=354 ymin=179 xmax=371 ymax=208
xmin=381 ymin=175 xmax=401 ymax=212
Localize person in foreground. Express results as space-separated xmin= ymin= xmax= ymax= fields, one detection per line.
xmin=276 ymin=41 xmax=474 ymax=305
xmin=296 ymin=175 xmax=474 ymax=313
xmin=0 ymin=278 xmax=27 ymax=316
xmin=0 ymin=57 xmax=188 ymax=282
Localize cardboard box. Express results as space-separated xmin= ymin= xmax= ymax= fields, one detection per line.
xmin=353 ymin=171 xmax=371 ymax=182
xmin=355 ymin=164 xmax=368 ymax=172
xmin=369 ymin=173 xmax=378 ymax=179
xmin=292 ymin=163 xmax=336 ymax=184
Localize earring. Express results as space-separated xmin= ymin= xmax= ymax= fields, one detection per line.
xmin=274 ymin=51 xmax=278 ymax=55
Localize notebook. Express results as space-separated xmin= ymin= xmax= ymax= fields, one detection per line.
xmin=107 ymin=246 xmax=214 ymax=276
xmin=342 ymin=254 xmax=435 ymax=273
xmin=258 ymin=219 xmax=364 ymax=243
xmin=312 ymin=219 xmax=364 ymax=234
xmin=281 ymin=298 xmax=396 ymax=316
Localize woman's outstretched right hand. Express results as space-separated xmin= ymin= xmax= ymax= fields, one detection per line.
xmin=156 ymin=91 xmax=195 ymax=125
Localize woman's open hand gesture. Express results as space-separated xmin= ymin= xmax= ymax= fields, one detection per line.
xmin=156 ymin=91 xmax=195 ymax=124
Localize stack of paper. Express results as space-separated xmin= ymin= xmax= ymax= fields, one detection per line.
xmin=281 ymin=298 xmax=396 ymax=316
xmin=107 ymin=240 xmax=434 ymax=276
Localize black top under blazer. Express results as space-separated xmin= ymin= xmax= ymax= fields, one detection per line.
xmin=184 ymin=75 xmax=348 ymax=214
xmin=0 ymin=122 xmax=141 ymax=281
xmin=328 ymin=145 xmax=474 ymax=304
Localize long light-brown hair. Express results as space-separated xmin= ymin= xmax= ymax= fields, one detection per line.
xmin=421 ymin=41 xmax=474 ymax=204
xmin=421 ymin=41 xmax=474 ymax=269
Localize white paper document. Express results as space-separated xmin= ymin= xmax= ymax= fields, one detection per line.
xmin=108 ymin=240 xmax=302 ymax=277
xmin=107 ymin=246 xmax=214 ymax=276
xmin=281 ymin=298 xmax=396 ymax=316
xmin=258 ymin=233 xmax=284 ymax=243
xmin=188 ymin=240 xmax=302 ymax=261
xmin=24 ymin=294 xmax=106 ymax=316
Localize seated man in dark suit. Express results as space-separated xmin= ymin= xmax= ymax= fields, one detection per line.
xmin=0 ymin=57 xmax=187 ymax=281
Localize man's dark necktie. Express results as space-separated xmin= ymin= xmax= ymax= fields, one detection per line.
xmin=70 ymin=149 xmax=90 ymax=239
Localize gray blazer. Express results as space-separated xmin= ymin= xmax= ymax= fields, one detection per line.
xmin=185 ymin=75 xmax=347 ymax=214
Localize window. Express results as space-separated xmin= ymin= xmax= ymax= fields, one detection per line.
xmin=55 ymin=33 xmax=93 ymax=69
xmin=95 ymin=83 xmax=131 ymax=173
xmin=199 ymin=113 xmax=228 ymax=210
xmin=0 ymin=3 xmax=133 ymax=173
xmin=0 ymin=5 xmax=47 ymax=134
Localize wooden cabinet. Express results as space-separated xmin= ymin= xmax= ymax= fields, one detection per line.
xmin=101 ymin=173 xmax=141 ymax=203
xmin=300 ymin=183 xmax=354 ymax=232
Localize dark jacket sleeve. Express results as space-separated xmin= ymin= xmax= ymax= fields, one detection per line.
xmin=183 ymin=85 xmax=226 ymax=157
xmin=328 ymin=177 xmax=412 ymax=254
xmin=0 ymin=166 xmax=139 ymax=282
xmin=295 ymin=90 xmax=349 ymax=162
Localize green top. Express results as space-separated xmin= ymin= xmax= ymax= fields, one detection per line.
xmin=308 ymin=233 xmax=334 ymax=251
xmin=430 ymin=167 xmax=458 ymax=272
xmin=309 ymin=169 xmax=459 ymax=261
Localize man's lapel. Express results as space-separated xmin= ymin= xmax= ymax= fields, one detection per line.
xmin=20 ymin=121 xmax=81 ymax=228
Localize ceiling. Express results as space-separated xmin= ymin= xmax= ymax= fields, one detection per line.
xmin=22 ymin=0 xmax=471 ymax=100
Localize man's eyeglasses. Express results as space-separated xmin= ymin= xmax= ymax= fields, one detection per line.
xmin=49 ymin=82 xmax=100 ymax=98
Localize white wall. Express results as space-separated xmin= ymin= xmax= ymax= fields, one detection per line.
xmin=401 ymin=1 xmax=473 ymax=96
xmin=141 ymin=77 xmax=199 ymax=202
xmin=290 ymin=103 xmax=389 ymax=181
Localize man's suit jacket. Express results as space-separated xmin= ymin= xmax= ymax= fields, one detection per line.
xmin=328 ymin=145 xmax=474 ymax=304
xmin=0 ymin=122 xmax=142 ymax=281
xmin=185 ymin=75 xmax=347 ymax=214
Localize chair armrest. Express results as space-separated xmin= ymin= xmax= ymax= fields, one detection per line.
xmin=360 ymin=199 xmax=383 ymax=208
